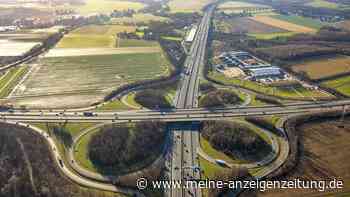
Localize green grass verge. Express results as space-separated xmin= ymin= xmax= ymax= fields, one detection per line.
xmin=95 ymin=99 xmax=131 ymax=111
xmin=161 ymin=36 xmax=183 ymax=41
xmin=209 ymin=72 xmax=331 ymax=100
xmin=199 ymin=156 xmax=227 ymax=179
xmin=29 ymin=122 xmax=97 ymax=137
xmin=322 ymin=75 xmax=350 ymax=96
xmin=200 ymin=136 xmax=242 ymax=164
xmin=74 ymin=125 xmax=165 ymax=175
xmin=125 ymin=92 xmax=143 ymax=108
xmin=74 ymin=128 xmax=99 ymax=173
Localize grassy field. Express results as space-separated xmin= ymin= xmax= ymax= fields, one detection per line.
xmin=111 ymin=13 xmax=169 ymax=24
xmin=199 ymin=156 xmax=227 ymax=179
xmin=259 ymin=117 xmax=350 ymax=196
xmin=30 ymin=122 xmax=97 ymax=137
xmin=57 ymin=25 xmax=136 ymax=48
xmin=216 ymin=0 xmax=271 ymax=14
xmin=168 ymin=0 xmax=215 ymax=13
xmin=61 ymin=0 xmax=145 ymax=15
xmin=218 ymin=1 xmax=268 ymax=9
xmin=251 ymin=16 xmax=317 ymax=33
xmin=117 ymin=39 xmax=159 ymax=47
xmin=209 ymin=72 xmax=332 ymax=100
xmin=215 ymin=17 xmax=287 ymax=34
xmin=200 ymin=136 xmax=243 ymax=164
xmin=271 ymin=14 xmax=327 ymax=30
xmin=11 ymin=52 xmax=171 ymax=108
xmin=322 ymin=75 xmax=350 ymax=96
xmin=0 ymin=65 xmax=29 ymax=98
xmin=74 ymin=123 xmax=165 ymax=175
xmin=291 ymin=55 xmax=350 ymax=80
xmin=337 ymin=20 xmax=350 ymax=31
xmin=161 ymin=36 xmax=183 ymax=41
xmin=75 ymin=128 xmax=99 ymax=172
xmin=16 ymin=53 xmax=169 ymax=96
xmin=306 ymin=0 xmax=350 ymax=10
xmin=248 ymin=32 xmax=296 ymax=39
xmin=95 ymin=99 xmax=131 ymax=111
xmin=125 ymin=92 xmax=143 ymax=109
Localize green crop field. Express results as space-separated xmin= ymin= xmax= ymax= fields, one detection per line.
xmin=271 ymin=14 xmax=327 ymax=30
xmin=56 ymin=25 xmax=136 ymax=48
xmin=111 ymin=13 xmax=169 ymax=24
xmin=248 ymin=32 xmax=296 ymax=40
xmin=0 ymin=66 xmax=29 ymax=98
xmin=61 ymin=0 xmax=145 ymax=15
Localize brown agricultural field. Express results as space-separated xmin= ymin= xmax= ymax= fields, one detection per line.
xmin=251 ymin=16 xmax=317 ymax=33
xmin=337 ymin=20 xmax=350 ymax=31
xmin=256 ymin=117 xmax=350 ymax=196
xmin=216 ymin=17 xmax=287 ymax=34
xmin=291 ymin=55 xmax=350 ymax=80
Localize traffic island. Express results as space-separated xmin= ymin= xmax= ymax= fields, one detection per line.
xmin=73 ymin=121 xmax=167 ymax=187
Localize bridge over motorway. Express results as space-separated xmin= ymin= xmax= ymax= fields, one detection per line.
xmin=1 ymin=100 xmax=349 ymax=123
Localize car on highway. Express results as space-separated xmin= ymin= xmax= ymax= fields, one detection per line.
xmin=215 ymin=159 xmax=227 ymax=167
xmin=83 ymin=112 xmax=95 ymax=117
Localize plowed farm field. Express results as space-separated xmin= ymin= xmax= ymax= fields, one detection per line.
xmin=251 ymin=16 xmax=317 ymax=33
xmin=10 ymin=52 xmax=171 ymax=108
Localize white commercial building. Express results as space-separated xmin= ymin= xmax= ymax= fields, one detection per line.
xmin=185 ymin=25 xmax=197 ymax=43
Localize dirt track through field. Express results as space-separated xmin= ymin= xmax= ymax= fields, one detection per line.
xmin=251 ymin=16 xmax=317 ymax=33
xmin=44 ymin=47 xmax=161 ymax=57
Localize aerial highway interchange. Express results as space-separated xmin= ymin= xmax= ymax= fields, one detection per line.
xmin=0 ymin=0 xmax=350 ymax=197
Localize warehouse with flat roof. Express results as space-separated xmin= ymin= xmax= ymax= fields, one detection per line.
xmin=185 ymin=25 xmax=197 ymax=43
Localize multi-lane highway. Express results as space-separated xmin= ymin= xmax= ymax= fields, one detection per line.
xmin=2 ymin=2 xmax=350 ymax=197
xmin=1 ymin=99 xmax=350 ymax=123
xmin=169 ymin=4 xmax=214 ymax=197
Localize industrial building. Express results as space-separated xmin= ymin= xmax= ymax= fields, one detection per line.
xmin=185 ymin=25 xmax=197 ymax=43
xmin=215 ymin=51 xmax=288 ymax=83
